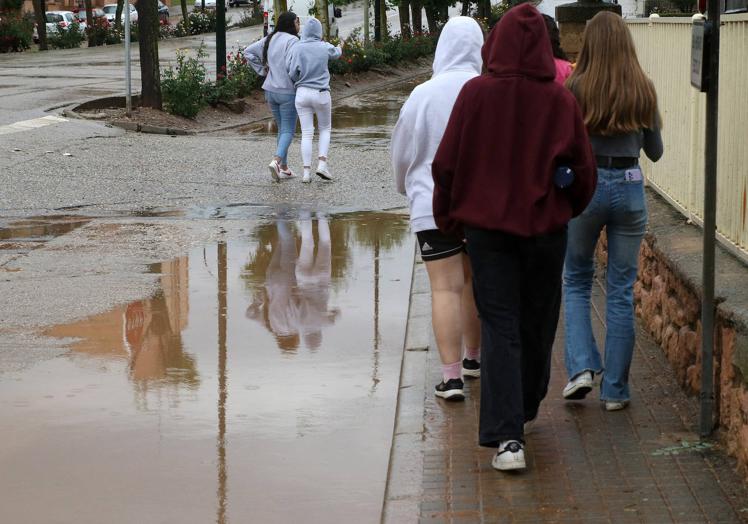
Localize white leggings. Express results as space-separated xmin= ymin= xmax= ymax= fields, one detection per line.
xmin=295 ymin=86 xmax=332 ymax=168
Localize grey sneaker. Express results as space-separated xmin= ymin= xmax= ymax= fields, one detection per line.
xmin=492 ymin=440 xmax=526 ymax=471
xmin=563 ymin=371 xmax=594 ymax=400
xmin=302 ymin=171 xmax=312 ymax=183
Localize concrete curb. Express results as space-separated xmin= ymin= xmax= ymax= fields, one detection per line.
xmin=65 ymin=64 xmax=431 ymax=137
xmin=108 ymin=121 xmax=196 ymax=135
xmin=382 ymin=244 xmax=432 ymax=524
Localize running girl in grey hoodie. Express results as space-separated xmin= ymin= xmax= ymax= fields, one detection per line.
xmin=286 ymin=17 xmax=342 ymax=183
xmin=245 ymin=12 xmax=300 ymax=182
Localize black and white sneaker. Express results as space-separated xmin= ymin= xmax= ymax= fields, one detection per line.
xmin=462 ymin=358 xmax=480 ymax=379
xmin=434 ymin=378 xmax=465 ymax=401
xmin=492 ymin=440 xmax=526 ymax=471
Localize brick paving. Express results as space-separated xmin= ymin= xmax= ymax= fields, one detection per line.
xmin=388 ymin=263 xmax=748 ymax=524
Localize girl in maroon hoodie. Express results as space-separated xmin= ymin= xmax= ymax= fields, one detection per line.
xmin=432 ymin=3 xmax=596 ymax=471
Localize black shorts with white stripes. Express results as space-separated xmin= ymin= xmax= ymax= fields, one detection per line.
xmin=415 ymin=229 xmax=466 ymax=262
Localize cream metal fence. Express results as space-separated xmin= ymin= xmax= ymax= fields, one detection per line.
xmin=627 ymin=15 xmax=748 ymax=263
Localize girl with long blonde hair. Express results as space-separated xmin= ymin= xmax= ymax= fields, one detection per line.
xmin=562 ymin=11 xmax=663 ymax=411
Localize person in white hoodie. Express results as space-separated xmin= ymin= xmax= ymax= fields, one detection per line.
xmin=287 ymin=17 xmax=342 ymax=183
xmin=391 ymin=16 xmax=483 ymax=401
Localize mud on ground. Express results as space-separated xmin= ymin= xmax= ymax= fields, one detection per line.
xmin=73 ymin=58 xmax=433 ymax=134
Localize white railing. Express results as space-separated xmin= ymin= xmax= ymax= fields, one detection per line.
xmin=628 ymin=15 xmax=748 ymax=263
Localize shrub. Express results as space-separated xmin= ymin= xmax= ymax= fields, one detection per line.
xmin=176 ymin=9 xmax=216 ymax=36
xmin=161 ymin=44 xmax=209 ymax=118
xmin=329 ymin=29 xmax=436 ymax=75
xmin=0 ymin=13 xmax=33 ymax=52
xmin=86 ymin=17 xmax=112 ymax=46
xmin=48 ymin=21 xmax=86 ymax=49
xmin=225 ymin=47 xmax=262 ymax=97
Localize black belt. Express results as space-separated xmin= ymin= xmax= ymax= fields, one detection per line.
xmin=595 ymin=156 xmax=638 ymax=169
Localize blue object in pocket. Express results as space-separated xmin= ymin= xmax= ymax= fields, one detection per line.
xmin=554 ymin=166 xmax=575 ymax=188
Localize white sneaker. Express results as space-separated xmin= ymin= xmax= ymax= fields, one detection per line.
xmin=316 ymin=165 xmax=333 ymax=181
xmin=605 ymin=400 xmax=629 ymax=411
xmin=492 ymin=440 xmax=526 ymax=471
xmin=268 ymin=159 xmax=281 ymax=182
xmin=563 ymin=371 xmax=594 ymax=400
xmin=279 ymin=168 xmax=296 ymax=180
xmin=302 ymin=171 xmax=311 ymax=183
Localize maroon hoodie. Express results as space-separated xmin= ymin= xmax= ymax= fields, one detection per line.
xmin=432 ymin=4 xmax=596 ymax=238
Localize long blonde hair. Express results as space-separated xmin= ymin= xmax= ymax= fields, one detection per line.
xmin=566 ymin=11 xmax=661 ymax=136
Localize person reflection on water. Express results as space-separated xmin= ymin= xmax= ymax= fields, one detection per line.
xmin=246 ymin=216 xmax=339 ymax=351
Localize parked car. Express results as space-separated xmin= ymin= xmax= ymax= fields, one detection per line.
xmin=157 ymin=0 xmax=170 ymax=21
xmin=45 ymin=11 xmax=87 ymax=35
xmin=228 ymin=0 xmax=251 ymax=7
xmin=102 ymin=4 xmax=138 ymax=24
xmin=74 ymin=8 xmax=109 ymax=26
xmin=193 ymin=0 xmax=217 ymax=10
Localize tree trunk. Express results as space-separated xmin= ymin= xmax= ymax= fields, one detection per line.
xmin=315 ymin=0 xmax=329 ymax=37
xmin=439 ymin=3 xmax=447 ymax=22
xmin=33 ymin=0 xmax=48 ymax=50
xmin=135 ymin=0 xmax=162 ymax=109
xmin=115 ymin=0 xmax=124 ymax=30
xmin=424 ymin=5 xmax=437 ymax=34
xmin=379 ymin=0 xmax=387 ymax=39
xmin=398 ymin=0 xmax=410 ymax=38
xmin=180 ymin=0 xmax=189 ymax=33
xmin=410 ymin=0 xmax=421 ymax=34
xmin=461 ymin=0 xmax=469 ymax=16
xmin=374 ymin=0 xmax=380 ymax=41
xmin=84 ymin=0 xmax=95 ymax=46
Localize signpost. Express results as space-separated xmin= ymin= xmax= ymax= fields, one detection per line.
xmin=692 ymin=1 xmax=721 ymax=437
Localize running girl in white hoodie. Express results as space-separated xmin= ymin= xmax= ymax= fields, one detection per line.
xmin=390 ymin=17 xmax=484 ymax=401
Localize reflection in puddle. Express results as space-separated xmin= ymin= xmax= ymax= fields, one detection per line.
xmin=0 ymin=215 xmax=89 ymax=251
xmin=239 ymin=77 xmax=426 ymax=151
xmin=0 ymin=212 xmax=412 ymax=523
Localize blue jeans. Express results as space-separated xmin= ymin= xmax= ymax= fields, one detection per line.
xmin=563 ymin=166 xmax=647 ymax=402
xmin=265 ymin=91 xmax=297 ymax=165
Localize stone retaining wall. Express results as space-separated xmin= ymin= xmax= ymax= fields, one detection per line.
xmin=598 ymin=190 xmax=748 ymax=478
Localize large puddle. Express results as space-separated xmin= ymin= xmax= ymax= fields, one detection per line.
xmin=0 ymin=212 xmax=414 ymax=523
xmin=238 ymin=77 xmax=425 ymax=151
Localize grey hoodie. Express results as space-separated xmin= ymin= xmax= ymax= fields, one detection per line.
xmin=286 ymin=18 xmax=342 ymax=91
xmin=244 ymin=32 xmax=298 ymax=95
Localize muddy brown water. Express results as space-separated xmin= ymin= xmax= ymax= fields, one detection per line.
xmin=0 ymin=212 xmax=414 ymax=523
xmin=238 ymin=76 xmax=426 ymax=150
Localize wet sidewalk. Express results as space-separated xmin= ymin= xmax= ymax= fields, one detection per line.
xmin=384 ymin=259 xmax=748 ymax=524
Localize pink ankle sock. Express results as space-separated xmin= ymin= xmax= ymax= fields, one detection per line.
xmin=465 ymin=347 xmax=481 ymax=362
xmin=442 ymin=361 xmax=462 ymax=382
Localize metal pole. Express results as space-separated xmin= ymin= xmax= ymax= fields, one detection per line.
xmin=124 ymin=2 xmax=132 ymax=115
xmin=699 ymin=0 xmax=720 ymax=438
xmin=217 ymin=0 xmax=226 ymax=78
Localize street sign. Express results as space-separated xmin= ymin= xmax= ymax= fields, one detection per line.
xmin=691 ymin=19 xmax=711 ymax=92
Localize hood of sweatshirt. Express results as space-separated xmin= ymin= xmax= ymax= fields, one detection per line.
xmin=432 ymin=16 xmax=484 ymax=77
xmin=301 ymin=17 xmax=323 ymax=42
xmin=482 ymin=3 xmax=555 ymax=81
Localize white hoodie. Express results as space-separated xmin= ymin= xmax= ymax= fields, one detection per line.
xmin=390 ymin=17 xmax=484 ymax=233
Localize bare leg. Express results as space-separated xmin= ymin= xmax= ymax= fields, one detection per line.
xmin=424 ymin=254 xmax=466 ymax=368
xmin=461 ymin=253 xmax=481 ymax=352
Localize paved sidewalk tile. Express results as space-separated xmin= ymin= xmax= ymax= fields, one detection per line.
xmin=410 ymin=276 xmax=748 ymax=524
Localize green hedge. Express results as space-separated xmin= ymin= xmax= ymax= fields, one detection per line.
xmin=0 ymin=13 xmax=33 ymax=52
